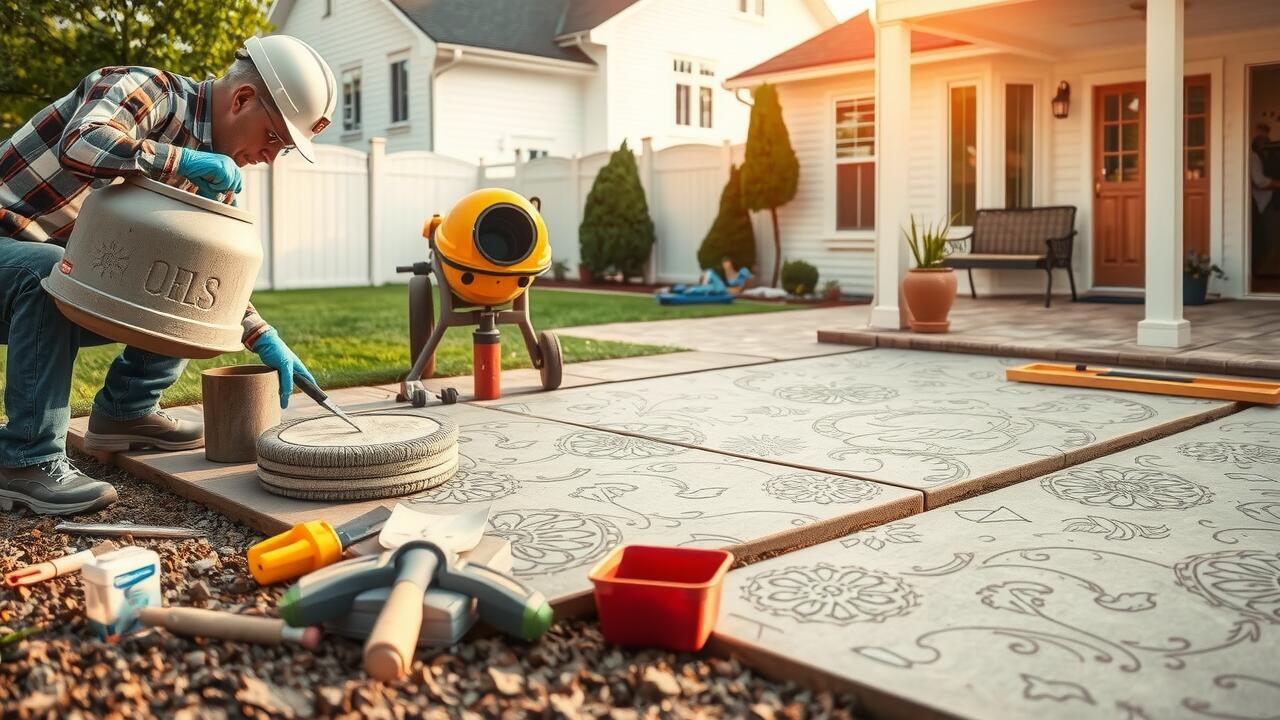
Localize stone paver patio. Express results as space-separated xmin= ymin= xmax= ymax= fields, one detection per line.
xmin=817 ymin=297 xmax=1280 ymax=378
xmin=711 ymin=405 xmax=1280 ymax=719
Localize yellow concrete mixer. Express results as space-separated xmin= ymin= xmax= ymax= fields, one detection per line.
xmin=396 ymin=188 xmax=561 ymax=407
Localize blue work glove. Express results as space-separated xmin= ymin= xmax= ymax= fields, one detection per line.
xmin=177 ymin=148 xmax=243 ymax=200
xmin=251 ymin=329 xmax=315 ymax=409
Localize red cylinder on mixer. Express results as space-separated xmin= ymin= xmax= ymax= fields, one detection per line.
xmin=473 ymin=323 xmax=501 ymax=400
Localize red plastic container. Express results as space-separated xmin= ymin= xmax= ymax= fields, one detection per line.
xmin=589 ymin=545 xmax=734 ymax=652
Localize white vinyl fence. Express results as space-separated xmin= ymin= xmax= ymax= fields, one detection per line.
xmin=240 ymin=137 xmax=752 ymax=289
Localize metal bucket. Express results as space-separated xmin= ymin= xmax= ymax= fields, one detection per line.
xmin=42 ymin=177 xmax=261 ymax=359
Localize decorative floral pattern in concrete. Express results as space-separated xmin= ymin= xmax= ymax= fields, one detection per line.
xmin=71 ymin=400 xmax=918 ymax=611
xmin=409 ymin=405 xmax=918 ymax=604
xmin=713 ymin=407 xmax=1280 ymax=720
xmin=488 ymin=349 xmax=1236 ymax=505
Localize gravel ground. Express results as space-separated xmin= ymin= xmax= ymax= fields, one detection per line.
xmin=0 ymin=452 xmax=860 ymax=719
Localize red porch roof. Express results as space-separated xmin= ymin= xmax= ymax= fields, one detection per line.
xmin=728 ymin=11 xmax=968 ymax=83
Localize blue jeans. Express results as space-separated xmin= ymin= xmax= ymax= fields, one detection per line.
xmin=0 ymin=237 xmax=186 ymax=468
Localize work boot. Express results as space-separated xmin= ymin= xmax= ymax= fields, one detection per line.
xmin=0 ymin=456 xmax=117 ymax=515
xmin=83 ymin=410 xmax=204 ymax=452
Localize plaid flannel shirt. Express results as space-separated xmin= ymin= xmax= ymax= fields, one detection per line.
xmin=0 ymin=66 xmax=269 ymax=347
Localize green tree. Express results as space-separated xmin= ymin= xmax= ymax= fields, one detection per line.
xmin=1 ymin=0 xmax=273 ymax=139
xmin=697 ymin=163 xmax=755 ymax=279
xmin=740 ymin=83 xmax=799 ymax=287
xmin=579 ymin=139 xmax=655 ymax=281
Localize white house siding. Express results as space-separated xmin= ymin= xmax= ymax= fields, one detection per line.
xmin=276 ymin=0 xmax=435 ymax=155
xmin=434 ymin=63 xmax=586 ymax=165
xmin=596 ymin=0 xmax=827 ymax=154
xmin=774 ymin=28 xmax=1280 ymax=301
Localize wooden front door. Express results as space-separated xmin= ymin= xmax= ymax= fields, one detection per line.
xmin=1093 ymin=77 xmax=1212 ymax=287
xmin=1184 ymin=75 xmax=1210 ymax=258
xmin=1094 ymin=82 xmax=1146 ymax=287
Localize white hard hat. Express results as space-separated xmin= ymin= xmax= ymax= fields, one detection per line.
xmin=243 ymin=35 xmax=336 ymax=162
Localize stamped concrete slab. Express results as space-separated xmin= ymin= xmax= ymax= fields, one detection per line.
xmin=711 ymin=406 xmax=1280 ymax=720
xmin=487 ymin=349 xmax=1239 ymax=507
xmin=71 ymin=401 xmax=920 ymax=614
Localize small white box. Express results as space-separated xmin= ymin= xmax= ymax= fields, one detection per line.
xmin=81 ymin=546 xmax=161 ymax=639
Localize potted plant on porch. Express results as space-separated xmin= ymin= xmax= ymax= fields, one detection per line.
xmin=1183 ymin=250 xmax=1225 ymax=306
xmin=902 ymin=214 xmax=956 ymax=332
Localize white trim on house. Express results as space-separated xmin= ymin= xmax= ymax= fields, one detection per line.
xmin=433 ymin=43 xmax=597 ymax=76
xmin=723 ymin=46 xmax=999 ymax=90
xmin=556 ymin=0 xmax=838 ymax=42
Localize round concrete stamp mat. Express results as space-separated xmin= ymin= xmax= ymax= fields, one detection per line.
xmin=258 ymin=454 xmax=458 ymax=501
xmin=256 ymin=412 xmax=458 ymax=472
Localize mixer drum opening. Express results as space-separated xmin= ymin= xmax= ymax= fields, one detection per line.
xmin=473 ymin=204 xmax=536 ymax=266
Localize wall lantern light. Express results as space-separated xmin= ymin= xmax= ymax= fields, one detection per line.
xmin=1051 ymin=81 xmax=1071 ymax=119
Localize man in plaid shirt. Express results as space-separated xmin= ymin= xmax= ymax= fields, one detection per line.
xmin=0 ymin=35 xmax=337 ymax=515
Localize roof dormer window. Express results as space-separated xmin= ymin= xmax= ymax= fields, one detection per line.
xmin=738 ymin=0 xmax=764 ymax=17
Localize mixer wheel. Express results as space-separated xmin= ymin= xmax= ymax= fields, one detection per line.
xmin=409 ymin=274 xmax=436 ymax=379
xmin=441 ymin=387 xmax=460 ymax=405
xmin=410 ymin=387 xmax=429 ymax=408
xmin=538 ymin=331 xmax=562 ymax=391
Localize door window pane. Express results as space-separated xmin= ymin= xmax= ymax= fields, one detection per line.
xmin=1121 ymin=153 xmax=1139 ymax=181
xmin=1105 ymin=94 xmax=1119 ymax=121
xmin=1122 ymin=122 xmax=1139 ymax=151
xmin=950 ymin=85 xmax=978 ymax=226
xmin=1105 ymin=124 xmax=1118 ymax=153
xmin=1187 ymin=84 xmax=1206 ymax=115
xmin=1104 ymin=155 xmax=1120 ymax=181
xmin=1123 ymin=93 xmax=1140 ymax=119
xmin=1004 ymin=84 xmax=1034 ymax=208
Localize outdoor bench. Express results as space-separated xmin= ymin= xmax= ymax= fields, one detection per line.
xmin=943 ymin=205 xmax=1078 ymax=308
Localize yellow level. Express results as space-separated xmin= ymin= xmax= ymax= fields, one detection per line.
xmin=1005 ymin=363 xmax=1280 ymax=405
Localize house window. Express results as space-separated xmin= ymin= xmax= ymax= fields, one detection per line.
xmin=738 ymin=0 xmax=764 ymax=15
xmin=390 ymin=59 xmax=409 ymax=124
xmin=342 ymin=68 xmax=362 ymax=132
xmin=1004 ymin=84 xmax=1034 ymax=208
xmin=675 ymin=84 xmax=691 ymax=125
xmin=324 ymin=0 xmax=332 ymax=17
xmin=950 ymin=84 xmax=978 ymax=226
xmin=519 ymin=149 xmax=549 ymax=160
xmin=673 ymin=58 xmax=713 ymax=128
xmin=835 ymin=96 xmax=875 ymax=230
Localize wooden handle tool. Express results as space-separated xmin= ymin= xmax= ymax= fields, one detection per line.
xmin=139 ymin=606 xmax=322 ymax=649
xmin=363 ymin=546 xmax=439 ymax=681
xmin=4 ymin=541 xmax=117 ymax=586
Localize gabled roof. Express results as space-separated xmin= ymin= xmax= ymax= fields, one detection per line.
xmin=389 ymin=0 xmax=597 ymax=64
xmin=728 ymin=11 xmax=969 ymax=84
xmin=557 ymin=0 xmax=643 ymax=37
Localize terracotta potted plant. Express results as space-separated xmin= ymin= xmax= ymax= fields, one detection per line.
xmin=577 ymin=263 xmax=593 ymax=284
xmin=551 ymin=259 xmax=568 ymax=282
xmin=1183 ymin=250 xmax=1224 ymax=306
xmin=822 ymin=279 xmax=841 ymax=303
xmin=902 ymin=214 xmax=956 ymax=333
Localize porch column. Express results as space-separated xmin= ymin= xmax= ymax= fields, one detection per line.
xmin=869 ymin=19 xmax=912 ymax=329
xmin=1137 ymin=0 xmax=1190 ymax=347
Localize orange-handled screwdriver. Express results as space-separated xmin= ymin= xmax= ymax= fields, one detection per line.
xmin=248 ymin=506 xmax=390 ymax=585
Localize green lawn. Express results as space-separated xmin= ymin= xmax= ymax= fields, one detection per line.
xmin=0 ymin=285 xmax=794 ymax=417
